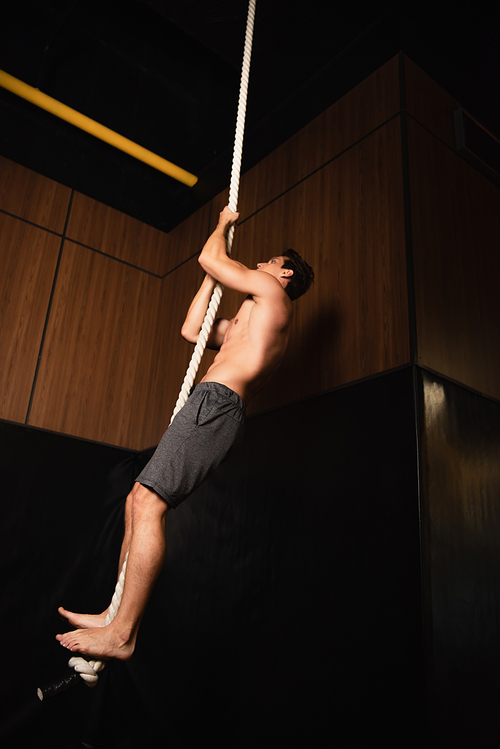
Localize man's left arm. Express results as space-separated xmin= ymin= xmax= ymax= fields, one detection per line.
xmin=181 ymin=272 xmax=230 ymax=348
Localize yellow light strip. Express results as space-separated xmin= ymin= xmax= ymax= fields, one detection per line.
xmin=0 ymin=69 xmax=198 ymax=187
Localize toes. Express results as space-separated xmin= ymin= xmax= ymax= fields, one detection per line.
xmin=58 ymin=607 xmax=71 ymax=622
xmin=56 ymin=633 xmax=77 ymax=650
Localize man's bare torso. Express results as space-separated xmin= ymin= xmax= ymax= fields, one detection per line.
xmin=201 ymin=291 xmax=292 ymax=404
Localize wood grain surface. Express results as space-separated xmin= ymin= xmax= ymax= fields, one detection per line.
xmin=404 ymin=57 xmax=460 ymax=148
xmin=28 ymin=242 xmax=164 ymax=447
xmin=160 ymin=201 xmax=212 ymax=274
xmin=66 ymin=192 xmax=171 ymax=276
xmin=238 ymin=56 xmax=401 ymax=217
xmin=408 ymin=118 xmax=500 ymax=400
xmin=198 ymin=117 xmax=410 ymax=416
xmin=0 ymin=213 xmax=61 ymax=422
xmin=0 ymin=155 xmax=71 ymax=233
xmin=27 ymin=241 xmax=217 ymax=448
xmin=3 ymin=60 xmax=418 ymax=447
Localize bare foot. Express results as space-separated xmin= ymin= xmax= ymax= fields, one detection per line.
xmin=58 ymin=606 xmax=108 ymax=629
xmin=56 ymin=624 xmax=135 ymax=661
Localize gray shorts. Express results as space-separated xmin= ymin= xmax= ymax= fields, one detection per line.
xmin=136 ymin=382 xmax=245 ymax=509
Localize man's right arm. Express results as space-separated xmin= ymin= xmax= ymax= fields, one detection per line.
xmin=181 ymin=273 xmax=230 ymax=349
xmin=199 ymin=208 xmax=285 ymax=302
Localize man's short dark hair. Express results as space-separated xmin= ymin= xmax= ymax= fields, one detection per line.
xmin=281 ymin=249 xmax=314 ymax=301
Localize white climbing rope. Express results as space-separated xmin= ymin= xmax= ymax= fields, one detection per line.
xmin=69 ymin=0 xmax=257 ymax=688
xmin=170 ymin=0 xmax=256 ymax=423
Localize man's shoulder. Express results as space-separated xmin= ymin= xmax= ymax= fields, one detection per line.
xmin=250 ymin=286 xmax=292 ymax=329
xmin=249 ymin=270 xmax=289 ymax=300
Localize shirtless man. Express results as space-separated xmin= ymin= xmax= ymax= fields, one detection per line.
xmin=57 ymin=206 xmax=314 ymax=661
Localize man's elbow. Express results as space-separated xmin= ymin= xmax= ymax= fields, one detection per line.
xmin=198 ymin=252 xmax=210 ymax=274
xmin=198 ymin=250 xmax=219 ymax=277
xmin=181 ymin=324 xmax=198 ymax=344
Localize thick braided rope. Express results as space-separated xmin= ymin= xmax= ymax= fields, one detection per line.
xmin=170 ymin=0 xmax=256 ymax=423
xmin=69 ymin=0 xmax=257 ymax=686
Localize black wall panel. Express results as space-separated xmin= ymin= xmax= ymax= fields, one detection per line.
xmin=0 ymin=420 xmax=136 ymax=747
xmin=418 ymin=369 xmax=500 ymax=748
xmin=121 ymin=368 xmax=423 ymax=748
xmin=1 ymin=368 xmax=424 ymax=748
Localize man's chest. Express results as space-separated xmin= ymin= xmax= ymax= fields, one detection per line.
xmin=225 ymin=298 xmax=254 ymax=339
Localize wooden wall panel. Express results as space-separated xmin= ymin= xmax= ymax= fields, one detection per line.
xmin=237 ymin=56 xmax=401 ymax=217
xmin=251 ymin=116 xmax=410 ymax=414
xmin=0 ymin=155 xmax=71 ymax=232
xmin=28 ymin=242 xmax=167 ymax=449
xmin=0 ymin=213 xmax=61 ymax=422
xmin=409 ymin=119 xmax=500 ymax=401
xmin=405 ymin=57 xmax=460 ymax=148
xmin=66 ymin=193 xmax=171 ymax=276
xmin=161 ymin=202 xmax=211 ymax=274
xmin=194 ymin=118 xmax=410 ymax=415
xmin=1 ymin=58 xmax=414 ymax=447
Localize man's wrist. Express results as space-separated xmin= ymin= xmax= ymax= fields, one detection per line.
xmin=215 ymin=222 xmax=229 ymax=236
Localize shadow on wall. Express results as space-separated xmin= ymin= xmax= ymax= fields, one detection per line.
xmin=250 ymin=291 xmax=342 ymax=414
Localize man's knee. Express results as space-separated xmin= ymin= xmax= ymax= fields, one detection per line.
xmin=130 ymin=481 xmax=169 ymax=521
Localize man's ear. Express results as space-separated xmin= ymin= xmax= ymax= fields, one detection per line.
xmin=281 ymin=268 xmax=294 ymax=278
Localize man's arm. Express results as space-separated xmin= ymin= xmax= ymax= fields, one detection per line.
xmin=181 ymin=272 xmax=230 ymax=349
xmin=198 ymin=207 xmax=282 ymax=300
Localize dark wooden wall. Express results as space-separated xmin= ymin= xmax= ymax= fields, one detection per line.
xmin=0 ymin=56 xmax=411 ymax=447
xmin=1 ymin=54 xmax=498 ymax=450
xmin=404 ymin=58 xmax=500 ymax=402
xmin=0 ymin=155 xmax=212 ymax=449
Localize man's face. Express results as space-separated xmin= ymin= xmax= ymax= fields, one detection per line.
xmin=256 ymin=256 xmax=288 ymax=281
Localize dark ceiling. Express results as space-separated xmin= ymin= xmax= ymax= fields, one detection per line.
xmin=1 ymin=0 xmax=499 ymax=232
